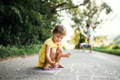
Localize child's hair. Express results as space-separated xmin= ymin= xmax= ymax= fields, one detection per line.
xmin=86 ymin=24 xmax=90 ymax=27
xmin=53 ymin=25 xmax=66 ymax=35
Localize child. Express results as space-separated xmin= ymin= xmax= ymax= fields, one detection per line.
xmin=86 ymin=24 xmax=94 ymax=53
xmin=37 ymin=25 xmax=71 ymax=70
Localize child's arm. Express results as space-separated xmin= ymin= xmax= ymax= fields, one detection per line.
xmin=45 ymin=45 xmax=55 ymax=66
xmin=62 ymin=53 xmax=71 ymax=57
xmin=57 ymin=47 xmax=71 ymax=57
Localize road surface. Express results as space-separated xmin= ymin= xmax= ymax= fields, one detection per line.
xmin=0 ymin=49 xmax=120 ymax=80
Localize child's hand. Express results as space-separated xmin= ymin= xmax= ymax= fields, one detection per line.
xmin=63 ymin=53 xmax=71 ymax=57
xmin=51 ymin=62 xmax=59 ymax=68
xmin=50 ymin=62 xmax=55 ymax=67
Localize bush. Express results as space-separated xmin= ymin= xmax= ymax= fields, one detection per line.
xmin=0 ymin=0 xmax=57 ymax=46
xmin=112 ymin=45 xmax=120 ymax=49
xmin=0 ymin=44 xmax=41 ymax=59
xmin=93 ymin=44 xmax=120 ymax=56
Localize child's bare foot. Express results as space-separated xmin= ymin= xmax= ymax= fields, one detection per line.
xmin=43 ymin=66 xmax=50 ymax=70
xmin=53 ymin=63 xmax=64 ymax=68
xmin=53 ymin=63 xmax=59 ymax=68
xmin=43 ymin=64 xmax=51 ymax=70
xmin=58 ymin=64 xmax=64 ymax=68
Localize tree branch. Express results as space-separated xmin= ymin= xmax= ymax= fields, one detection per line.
xmin=51 ymin=2 xmax=67 ymax=13
xmin=54 ymin=2 xmax=67 ymax=9
xmin=56 ymin=3 xmax=84 ymax=12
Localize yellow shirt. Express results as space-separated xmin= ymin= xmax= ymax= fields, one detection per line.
xmin=37 ymin=37 xmax=63 ymax=68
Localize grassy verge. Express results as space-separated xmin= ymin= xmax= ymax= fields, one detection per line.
xmin=0 ymin=44 xmax=41 ymax=59
xmin=93 ymin=47 xmax=120 ymax=56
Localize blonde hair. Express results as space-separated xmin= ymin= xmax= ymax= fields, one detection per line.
xmin=52 ymin=25 xmax=66 ymax=35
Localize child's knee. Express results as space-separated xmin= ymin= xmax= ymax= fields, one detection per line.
xmin=50 ymin=48 xmax=56 ymax=54
xmin=57 ymin=52 xmax=63 ymax=57
xmin=80 ymin=45 xmax=83 ymax=49
xmin=56 ymin=48 xmax=62 ymax=53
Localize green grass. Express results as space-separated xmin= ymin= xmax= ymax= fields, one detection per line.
xmin=0 ymin=44 xmax=42 ymax=59
xmin=93 ymin=47 xmax=120 ymax=56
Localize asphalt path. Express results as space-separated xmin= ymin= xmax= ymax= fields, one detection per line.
xmin=0 ymin=49 xmax=120 ymax=80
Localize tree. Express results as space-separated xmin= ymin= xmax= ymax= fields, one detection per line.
xmin=69 ymin=0 xmax=112 ymax=28
xmin=0 ymin=0 xmax=112 ymax=46
xmin=67 ymin=0 xmax=112 ymax=46
xmin=0 ymin=0 xmax=74 ymax=46
xmin=69 ymin=26 xmax=80 ymax=48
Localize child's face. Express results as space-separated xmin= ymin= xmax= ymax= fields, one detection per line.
xmin=53 ymin=33 xmax=64 ymax=43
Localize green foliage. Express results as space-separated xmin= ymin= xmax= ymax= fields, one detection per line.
xmin=99 ymin=44 xmax=120 ymax=49
xmin=93 ymin=47 xmax=120 ymax=56
xmin=0 ymin=0 xmax=59 ymax=46
xmin=70 ymin=0 xmax=112 ymax=29
xmin=69 ymin=28 xmax=80 ymax=47
xmin=0 ymin=0 xmax=112 ymax=47
xmin=0 ymin=44 xmax=41 ymax=58
xmin=112 ymin=45 xmax=120 ymax=49
xmin=101 ymin=2 xmax=112 ymax=14
xmin=0 ymin=0 xmax=78 ymax=59
xmin=0 ymin=0 xmax=79 ymax=46
xmin=79 ymin=33 xmax=86 ymax=43
xmin=67 ymin=0 xmax=112 ymax=47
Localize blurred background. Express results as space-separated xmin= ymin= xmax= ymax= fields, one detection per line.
xmin=0 ymin=0 xmax=120 ymax=59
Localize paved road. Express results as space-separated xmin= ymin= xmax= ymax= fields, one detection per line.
xmin=0 ymin=49 xmax=120 ymax=80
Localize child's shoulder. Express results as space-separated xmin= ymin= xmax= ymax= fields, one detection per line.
xmin=44 ymin=37 xmax=54 ymax=46
xmin=44 ymin=37 xmax=52 ymax=43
